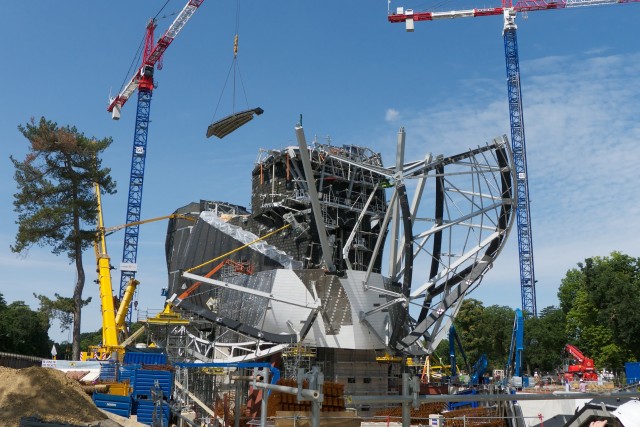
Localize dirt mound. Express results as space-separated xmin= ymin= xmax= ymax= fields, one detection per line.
xmin=0 ymin=365 xmax=109 ymax=426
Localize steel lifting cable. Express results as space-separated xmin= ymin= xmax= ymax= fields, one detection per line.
xmin=184 ymin=223 xmax=291 ymax=273
xmin=211 ymin=0 xmax=251 ymax=120
xmin=119 ymin=36 xmax=146 ymax=95
xmin=232 ymin=0 xmax=252 ymax=112
xmin=205 ymin=0 xmax=264 ymax=138
xmin=233 ymin=0 xmax=240 ymax=112
xmin=153 ymin=0 xmax=172 ymax=21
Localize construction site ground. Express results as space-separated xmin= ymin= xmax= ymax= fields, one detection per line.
xmin=0 ymin=364 xmax=620 ymax=427
xmin=0 ymin=366 xmax=146 ymax=427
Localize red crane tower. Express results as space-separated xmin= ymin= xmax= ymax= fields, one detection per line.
xmin=106 ymin=1 xmax=205 ymax=315
xmin=388 ymin=0 xmax=639 ymax=317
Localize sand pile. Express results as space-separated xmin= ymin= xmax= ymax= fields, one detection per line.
xmin=0 ymin=365 xmax=109 ymax=426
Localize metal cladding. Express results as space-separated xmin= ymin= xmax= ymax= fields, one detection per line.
xmin=165 ymin=132 xmax=515 ymax=359
xmin=206 ymin=107 xmax=264 ymax=139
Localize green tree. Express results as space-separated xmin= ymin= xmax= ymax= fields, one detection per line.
xmin=557 ymin=268 xmax=583 ymax=314
xmin=556 ymin=252 xmax=640 ymax=371
xmin=525 ymin=306 xmax=566 ymax=374
xmin=582 ymin=253 xmax=640 ymax=358
xmin=479 ymin=305 xmax=514 ymax=370
xmin=453 ymin=299 xmax=485 ymax=370
xmin=0 ymin=295 xmax=50 ymax=356
xmin=79 ymin=329 xmax=103 ymax=354
xmin=0 ymin=294 xmax=8 ymax=350
xmin=433 ymin=338 xmax=451 ymax=367
xmin=454 ymin=300 xmax=517 ymax=373
xmin=10 ymin=117 xmax=116 ymax=360
xmin=34 ymin=293 xmax=90 ymax=339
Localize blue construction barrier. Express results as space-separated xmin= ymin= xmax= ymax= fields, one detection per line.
xmin=99 ymin=360 xmax=118 ymax=382
xmin=447 ymin=389 xmax=478 ymax=411
xmin=93 ymin=392 xmax=132 ymax=418
xmin=135 ymin=398 xmax=170 ymax=426
xmin=124 ymin=349 xmax=168 ymax=366
xmin=132 ymin=369 xmax=173 ymax=400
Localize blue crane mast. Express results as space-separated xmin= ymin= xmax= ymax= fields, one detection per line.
xmin=502 ymin=10 xmax=537 ymax=316
xmin=107 ymin=1 xmax=205 ymax=318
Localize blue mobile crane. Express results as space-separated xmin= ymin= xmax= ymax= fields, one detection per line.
xmin=505 ymin=308 xmax=525 ymax=386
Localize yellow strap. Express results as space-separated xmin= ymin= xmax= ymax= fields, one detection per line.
xmin=184 ymin=223 xmax=291 ymax=273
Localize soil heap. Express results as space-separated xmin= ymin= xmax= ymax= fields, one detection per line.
xmin=0 ymin=365 xmax=109 ymax=426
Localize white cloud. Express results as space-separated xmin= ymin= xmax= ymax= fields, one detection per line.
xmin=385 ymin=108 xmax=400 ymax=122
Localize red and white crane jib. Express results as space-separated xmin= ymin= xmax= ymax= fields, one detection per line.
xmin=388 ymin=6 xmax=503 ymax=25
xmin=107 ymin=0 xmax=205 ymax=119
xmin=388 ymin=0 xmax=639 ymax=29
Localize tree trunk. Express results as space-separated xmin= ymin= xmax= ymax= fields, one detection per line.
xmin=71 ymin=179 xmax=85 ymax=361
xmin=72 ymin=247 xmax=86 ymax=360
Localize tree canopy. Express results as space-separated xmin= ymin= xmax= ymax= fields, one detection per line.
xmin=451 ymin=299 xmax=513 ymax=370
xmin=10 ymin=117 xmax=116 ymax=360
xmin=524 ymin=306 xmax=567 ymax=373
xmin=0 ymin=293 xmax=50 ymax=356
xmin=33 ymin=292 xmax=91 ymax=339
xmin=451 ymin=300 xmax=519 ymax=373
xmin=11 ymin=117 xmax=115 ymax=257
xmin=558 ymin=251 xmax=640 ymax=370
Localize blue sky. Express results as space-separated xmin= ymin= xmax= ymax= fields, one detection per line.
xmin=1 ymin=1 xmax=638 ymax=343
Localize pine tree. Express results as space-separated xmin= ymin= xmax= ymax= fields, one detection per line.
xmin=10 ymin=117 xmax=116 ymax=360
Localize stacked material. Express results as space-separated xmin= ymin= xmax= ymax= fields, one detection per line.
xmin=321 ymin=381 xmax=346 ymax=412
xmin=374 ymin=402 xmax=447 ymax=420
xmin=267 ymin=379 xmax=346 ymax=416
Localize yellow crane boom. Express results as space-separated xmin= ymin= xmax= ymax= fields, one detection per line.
xmin=82 ymin=183 xmax=196 ymax=361
xmin=94 ymin=183 xmax=119 ymax=351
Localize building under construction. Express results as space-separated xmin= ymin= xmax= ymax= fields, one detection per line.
xmin=155 ymin=125 xmax=515 ymax=414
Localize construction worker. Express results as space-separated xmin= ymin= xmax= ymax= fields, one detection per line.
xmin=579 ymin=378 xmax=587 ymax=392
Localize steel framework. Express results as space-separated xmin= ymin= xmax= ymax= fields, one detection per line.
xmin=163 ymin=126 xmax=515 ymax=360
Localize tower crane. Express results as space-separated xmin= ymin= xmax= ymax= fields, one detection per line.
xmin=106 ymin=0 xmax=205 ymax=316
xmin=388 ymin=0 xmax=639 ymax=317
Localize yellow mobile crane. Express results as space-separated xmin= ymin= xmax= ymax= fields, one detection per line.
xmin=81 ymin=183 xmax=195 ymax=361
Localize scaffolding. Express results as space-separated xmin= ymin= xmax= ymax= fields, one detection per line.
xmin=282 ymin=345 xmax=317 ymax=379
